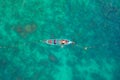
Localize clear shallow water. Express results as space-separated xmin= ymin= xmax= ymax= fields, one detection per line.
xmin=0 ymin=0 xmax=120 ymax=80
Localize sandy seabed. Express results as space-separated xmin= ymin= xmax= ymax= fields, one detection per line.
xmin=0 ymin=0 xmax=120 ymax=80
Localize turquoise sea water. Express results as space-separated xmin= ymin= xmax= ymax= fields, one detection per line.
xmin=0 ymin=0 xmax=120 ymax=80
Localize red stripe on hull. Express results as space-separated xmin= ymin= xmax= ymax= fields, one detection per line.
xmin=48 ymin=40 xmax=52 ymax=44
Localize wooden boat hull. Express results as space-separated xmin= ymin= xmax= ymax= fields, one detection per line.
xmin=43 ymin=39 xmax=74 ymax=46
